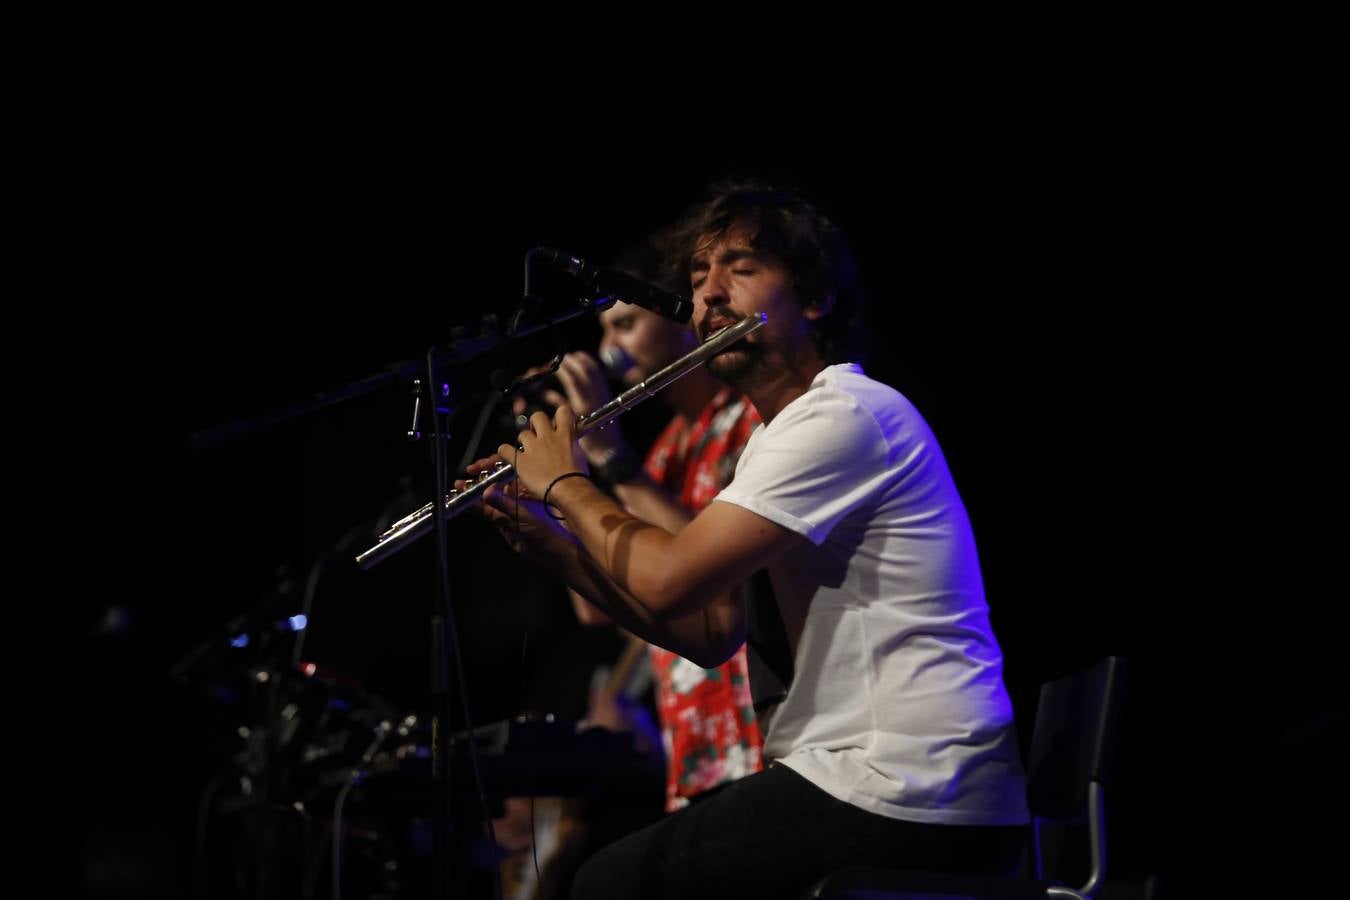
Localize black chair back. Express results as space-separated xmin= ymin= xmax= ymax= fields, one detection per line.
xmin=1026 ymin=656 xmax=1128 ymax=823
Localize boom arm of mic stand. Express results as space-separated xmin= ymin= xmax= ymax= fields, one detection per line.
xmin=188 ymin=302 xmax=605 ymax=452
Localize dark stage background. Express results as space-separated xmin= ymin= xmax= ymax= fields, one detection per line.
xmin=83 ymin=10 xmax=1344 ymax=899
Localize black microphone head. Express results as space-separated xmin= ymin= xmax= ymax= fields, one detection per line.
xmin=534 ymin=246 xmax=690 ymax=322
xmin=533 ymin=246 xmax=590 ymax=279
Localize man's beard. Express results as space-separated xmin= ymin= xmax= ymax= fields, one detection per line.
xmin=706 ymin=344 xmax=763 ymax=385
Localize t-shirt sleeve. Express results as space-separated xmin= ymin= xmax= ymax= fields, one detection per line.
xmin=714 ymin=387 xmax=895 ymax=545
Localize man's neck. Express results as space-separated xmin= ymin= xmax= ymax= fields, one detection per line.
xmin=741 ymin=348 xmax=830 ymax=424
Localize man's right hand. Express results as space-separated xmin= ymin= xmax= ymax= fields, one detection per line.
xmin=458 ymin=455 xmax=579 ymax=564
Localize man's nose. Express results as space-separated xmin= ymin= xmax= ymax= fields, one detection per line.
xmin=697 ymin=266 xmax=730 ymax=308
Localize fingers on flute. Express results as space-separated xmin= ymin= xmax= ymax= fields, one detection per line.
xmin=465 ymin=454 xmax=504 ymax=476
xmin=480 ymin=485 xmax=512 ymax=521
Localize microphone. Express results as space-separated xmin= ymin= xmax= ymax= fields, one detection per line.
xmin=535 ymin=247 xmax=693 ymax=323
xmin=599 ymin=345 xmax=633 ymax=378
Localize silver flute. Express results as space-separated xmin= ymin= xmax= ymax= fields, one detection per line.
xmin=355 ymin=312 xmax=765 ymax=570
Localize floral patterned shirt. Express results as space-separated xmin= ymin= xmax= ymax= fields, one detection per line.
xmin=643 ymin=387 xmax=764 ymax=811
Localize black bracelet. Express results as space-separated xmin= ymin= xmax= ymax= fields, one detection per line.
xmin=543 ymin=471 xmax=589 ymax=520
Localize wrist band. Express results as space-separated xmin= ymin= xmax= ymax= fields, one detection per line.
xmin=543 ymin=471 xmax=589 ymax=520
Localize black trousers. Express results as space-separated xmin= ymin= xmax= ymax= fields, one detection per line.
xmin=570 ymin=763 xmax=1027 ymax=899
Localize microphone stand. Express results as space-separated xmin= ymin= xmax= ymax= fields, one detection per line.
xmin=419 ymin=305 xmax=614 ymax=899
xmin=185 ymin=255 xmax=641 ymax=897
xmin=418 ymin=301 xmax=613 ymax=899
xmin=425 ymin=346 xmax=478 ymax=899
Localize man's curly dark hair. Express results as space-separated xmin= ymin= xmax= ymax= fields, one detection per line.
xmin=662 ymin=179 xmax=871 ymax=366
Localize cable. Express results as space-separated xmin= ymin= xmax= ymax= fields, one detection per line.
xmin=456 ymin=390 xmax=504 ymax=474
xmin=194 ymin=769 xmax=232 ymax=900
xmin=331 ymin=722 xmax=393 ymax=900
xmin=522 ymin=631 xmax=542 ymax=891
xmin=330 ymin=776 xmax=357 ymax=900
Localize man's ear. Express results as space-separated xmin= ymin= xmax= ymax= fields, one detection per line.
xmin=804 ymin=293 xmax=835 ymax=320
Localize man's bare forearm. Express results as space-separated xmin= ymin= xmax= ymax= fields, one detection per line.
xmin=547 ymin=476 xmax=732 ymax=619
xmin=544 ymin=523 xmax=741 ymax=667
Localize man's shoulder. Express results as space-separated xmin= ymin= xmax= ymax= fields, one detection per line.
xmin=767 ymin=367 xmax=936 ymax=477
xmin=793 ymin=366 xmax=912 ymax=430
xmin=815 ymin=364 xmax=909 ymax=410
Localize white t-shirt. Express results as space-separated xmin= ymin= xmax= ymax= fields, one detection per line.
xmin=715 ymin=364 xmax=1029 ymax=826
